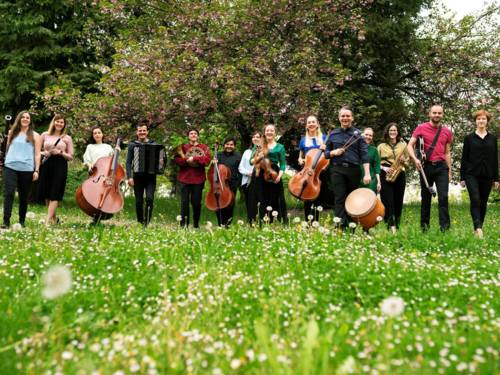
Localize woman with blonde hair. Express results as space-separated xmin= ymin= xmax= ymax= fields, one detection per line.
xmin=38 ymin=114 xmax=74 ymax=225
xmin=2 ymin=111 xmax=41 ymax=228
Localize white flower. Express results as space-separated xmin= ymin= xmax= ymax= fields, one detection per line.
xmin=42 ymin=265 xmax=72 ymax=299
xmin=293 ymin=217 xmax=301 ymax=224
xmin=263 ymin=215 xmax=270 ymax=222
xmin=176 ymin=215 xmax=182 ymax=222
xmin=380 ymin=296 xmax=405 ymax=317
xmin=26 ymin=211 xmax=36 ymax=219
xmin=376 ymin=216 xmax=383 ymax=222
xmin=246 ymin=349 xmax=255 ymax=361
xmin=12 ymin=223 xmax=22 ymax=231
xmin=272 ymin=210 xmax=279 ymax=217
xmin=307 ymin=214 xmax=314 ymax=221
xmin=349 ymin=222 xmax=357 ymax=229
xmin=266 ymin=206 xmax=273 ymax=212
xmin=337 ymin=356 xmax=357 ymax=374
xmin=319 ymin=226 xmax=329 ymax=235
xmin=312 ymin=221 xmax=320 ymax=228
xmin=230 ymin=358 xmax=242 ymax=369
xmin=317 ymin=206 xmax=323 ymax=212
xmin=301 ymin=221 xmax=308 ymax=229
xmin=206 ymin=221 xmax=213 ymax=228
xmin=38 ymin=219 xmax=45 ymax=225
xmin=333 ymin=217 xmax=341 ymax=224
xmin=237 ymin=220 xmax=244 ymax=226
xmin=61 ymin=351 xmax=73 ymax=360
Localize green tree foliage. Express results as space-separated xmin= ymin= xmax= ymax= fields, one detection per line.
xmin=0 ymin=0 xmax=107 ymax=115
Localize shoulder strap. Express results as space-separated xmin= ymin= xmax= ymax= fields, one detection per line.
xmin=425 ymin=126 xmax=442 ymax=160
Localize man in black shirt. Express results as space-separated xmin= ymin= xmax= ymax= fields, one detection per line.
xmin=325 ymin=107 xmax=370 ymax=229
xmin=213 ymin=137 xmax=241 ymax=227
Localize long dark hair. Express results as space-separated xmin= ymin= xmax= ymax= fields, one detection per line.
xmin=88 ymin=126 xmax=103 ymax=144
xmin=10 ymin=111 xmax=35 ymax=144
xmin=382 ymin=122 xmax=402 ymax=144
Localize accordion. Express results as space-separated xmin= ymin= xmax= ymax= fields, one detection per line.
xmin=132 ymin=143 xmax=166 ymax=175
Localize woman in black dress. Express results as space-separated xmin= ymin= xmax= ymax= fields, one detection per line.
xmin=38 ymin=115 xmax=74 ymax=225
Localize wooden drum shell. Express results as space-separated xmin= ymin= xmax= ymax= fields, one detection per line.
xmin=345 ymin=188 xmax=385 ymax=230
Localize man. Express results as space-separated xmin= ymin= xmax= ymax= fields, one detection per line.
xmin=325 ymin=107 xmax=371 ymax=229
xmin=213 ymin=137 xmax=241 ymax=227
xmin=407 ymin=104 xmax=453 ymax=231
xmin=174 ymin=128 xmax=211 ymax=228
xmin=126 ymin=122 xmax=158 ymax=227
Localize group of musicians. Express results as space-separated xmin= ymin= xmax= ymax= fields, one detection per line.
xmin=1 ymin=105 xmax=498 ymax=237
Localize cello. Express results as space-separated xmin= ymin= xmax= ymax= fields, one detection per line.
xmin=288 ymin=147 xmax=329 ymax=201
xmin=75 ymin=138 xmax=125 ymax=219
xmin=205 ymin=143 xmax=234 ymax=211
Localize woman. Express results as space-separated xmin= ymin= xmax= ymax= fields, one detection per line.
xmin=359 ymin=127 xmax=381 ymax=193
xmin=38 ymin=114 xmax=74 ymax=225
xmin=2 ymin=111 xmax=41 ymax=228
xmin=238 ymin=131 xmax=262 ymax=222
xmin=460 ymin=109 xmax=498 ymax=238
xmin=83 ymin=126 xmax=114 ymax=172
xmin=377 ymin=123 xmax=409 ymax=232
xmin=297 ymin=115 xmax=329 ymax=222
xmin=248 ymin=124 xmax=288 ymax=223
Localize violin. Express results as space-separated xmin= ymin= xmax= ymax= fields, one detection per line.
xmin=253 ymin=145 xmax=278 ymax=182
xmin=288 ymin=148 xmax=329 ymax=201
xmin=205 ymin=143 xmax=234 ymax=211
xmin=75 ymin=138 xmax=125 ymax=219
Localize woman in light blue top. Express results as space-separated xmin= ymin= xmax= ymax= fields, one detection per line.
xmin=2 ymin=111 xmax=41 ymax=228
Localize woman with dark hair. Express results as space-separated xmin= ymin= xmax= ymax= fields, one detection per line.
xmin=377 ymin=122 xmax=409 ymax=232
xmin=38 ymin=114 xmax=74 ymax=225
xmin=248 ymin=124 xmax=288 ymax=224
xmin=2 ymin=111 xmax=41 ymax=228
xmin=460 ymin=109 xmax=498 ymax=238
xmin=83 ymin=126 xmax=114 ymax=172
xmin=238 ymin=132 xmax=262 ymax=222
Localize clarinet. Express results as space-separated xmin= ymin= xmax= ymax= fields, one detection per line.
xmin=0 ymin=114 xmax=13 ymax=175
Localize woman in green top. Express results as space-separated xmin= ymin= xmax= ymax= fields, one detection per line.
xmin=359 ymin=127 xmax=381 ymax=193
xmin=248 ymin=124 xmax=288 ymax=223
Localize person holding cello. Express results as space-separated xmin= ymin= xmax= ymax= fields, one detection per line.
xmin=297 ymin=115 xmax=329 ymax=222
xmin=126 ymin=121 xmax=158 ymax=227
xmin=325 ymin=106 xmax=370 ymax=230
xmin=174 ymin=128 xmax=211 ymax=228
xmin=210 ymin=137 xmax=241 ymax=227
xmin=248 ymin=124 xmax=288 ymax=224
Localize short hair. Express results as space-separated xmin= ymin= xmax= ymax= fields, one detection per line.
xmin=338 ymin=106 xmax=353 ymax=116
xmin=429 ymin=104 xmax=444 ymax=113
xmin=473 ymin=109 xmax=491 ymax=123
xmin=362 ymin=127 xmax=374 ymax=133
xmin=223 ymin=136 xmax=236 ymax=145
xmin=186 ymin=128 xmax=199 ymax=136
xmin=382 ymin=122 xmax=402 ymax=144
xmin=136 ymin=119 xmax=149 ymax=129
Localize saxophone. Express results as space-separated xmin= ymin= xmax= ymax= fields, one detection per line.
xmin=385 ymin=143 xmax=408 ymax=183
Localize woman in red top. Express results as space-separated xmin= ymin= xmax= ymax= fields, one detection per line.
xmin=174 ymin=129 xmax=211 ymax=228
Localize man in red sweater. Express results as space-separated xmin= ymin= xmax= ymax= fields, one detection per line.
xmin=174 ymin=129 xmax=211 ymax=228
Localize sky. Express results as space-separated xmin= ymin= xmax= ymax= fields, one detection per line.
xmin=440 ymin=0 xmax=496 ymax=19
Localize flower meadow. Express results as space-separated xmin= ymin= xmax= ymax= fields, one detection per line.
xmin=0 ymin=200 xmax=498 ymax=374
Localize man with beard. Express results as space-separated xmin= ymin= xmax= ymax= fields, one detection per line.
xmin=213 ymin=137 xmax=241 ymax=227
xmin=408 ymin=104 xmax=453 ymax=231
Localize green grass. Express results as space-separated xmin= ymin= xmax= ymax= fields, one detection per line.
xmin=0 ymin=197 xmax=498 ymax=374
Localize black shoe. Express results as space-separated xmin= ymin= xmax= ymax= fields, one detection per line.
xmin=0 ymin=224 xmax=9 ymax=229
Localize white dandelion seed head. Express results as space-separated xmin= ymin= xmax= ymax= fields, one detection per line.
xmin=349 ymin=222 xmax=357 ymax=229
xmin=376 ymin=216 xmax=383 ymax=222
xmin=230 ymin=358 xmax=242 ymax=369
xmin=12 ymin=223 xmax=23 ymax=231
xmin=176 ymin=215 xmax=182 ymax=222
xmin=337 ymin=356 xmax=356 ymax=374
xmin=287 ymin=213 xmax=291 ymax=218
xmin=312 ymin=221 xmax=320 ymax=228
xmin=317 ymin=206 xmax=323 ymax=212
xmin=42 ymin=265 xmax=72 ymax=299
xmin=237 ymin=220 xmax=244 ymax=226
xmin=266 ymin=206 xmax=273 ymax=212
xmin=293 ymin=217 xmax=301 ymax=223
xmin=307 ymin=214 xmax=314 ymax=221
xmin=263 ymin=215 xmax=270 ymax=222
xmin=205 ymin=221 xmax=213 ymax=228
xmin=38 ymin=219 xmax=45 ymax=225
xmin=301 ymin=221 xmax=308 ymax=228
xmin=26 ymin=211 xmax=36 ymax=219
xmin=272 ymin=210 xmax=279 ymax=217
xmin=333 ymin=217 xmax=342 ymax=224
xmin=61 ymin=351 xmax=73 ymax=360
xmin=380 ymin=296 xmax=405 ymax=317
xmin=319 ymin=226 xmax=329 ymax=235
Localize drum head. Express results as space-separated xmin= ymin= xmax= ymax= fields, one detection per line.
xmin=345 ymin=188 xmax=377 ymax=217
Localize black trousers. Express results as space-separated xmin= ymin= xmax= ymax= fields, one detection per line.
xmin=380 ymin=170 xmax=406 ymax=228
xmin=215 ymin=189 xmax=236 ymax=227
xmin=330 ymin=165 xmax=361 ymax=227
xmin=3 ymin=167 xmax=32 ymax=226
xmin=240 ymin=184 xmax=252 ymax=222
xmin=420 ymin=162 xmax=450 ymax=230
xmin=180 ymin=182 xmax=204 ymax=228
xmin=465 ymin=175 xmax=493 ymax=230
xmin=133 ymin=174 xmax=156 ymax=225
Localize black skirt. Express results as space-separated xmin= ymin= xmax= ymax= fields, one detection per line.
xmin=38 ymin=155 xmax=68 ymax=201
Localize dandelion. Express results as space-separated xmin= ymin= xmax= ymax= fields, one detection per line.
xmin=266 ymin=206 xmax=272 ymax=212
xmin=317 ymin=206 xmax=323 ymax=212
xmin=263 ymin=215 xmax=270 ymax=222
xmin=237 ymin=220 xmax=244 ymax=226
xmin=307 ymin=214 xmax=314 ymax=221
xmin=349 ymin=222 xmax=357 ymax=229
xmin=205 ymin=221 xmax=213 ymax=229
xmin=61 ymin=351 xmax=73 ymax=360
xmin=380 ymin=296 xmax=405 ymax=317
xmin=376 ymin=216 xmax=383 ymax=222
xmin=312 ymin=221 xmax=320 ymax=228
xmin=337 ymin=356 xmax=356 ymax=374
xmin=230 ymin=358 xmax=242 ymax=369
xmin=12 ymin=223 xmax=22 ymax=231
xmin=301 ymin=221 xmax=308 ymax=229
xmin=38 ymin=219 xmax=45 ymax=225
xmin=26 ymin=211 xmax=36 ymax=219
xmin=333 ymin=217 xmax=341 ymax=224
xmin=42 ymin=265 xmax=72 ymax=299
xmin=272 ymin=210 xmax=279 ymax=218
xmin=176 ymin=215 xmax=182 ymax=222
xmin=293 ymin=217 xmax=301 ymax=224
